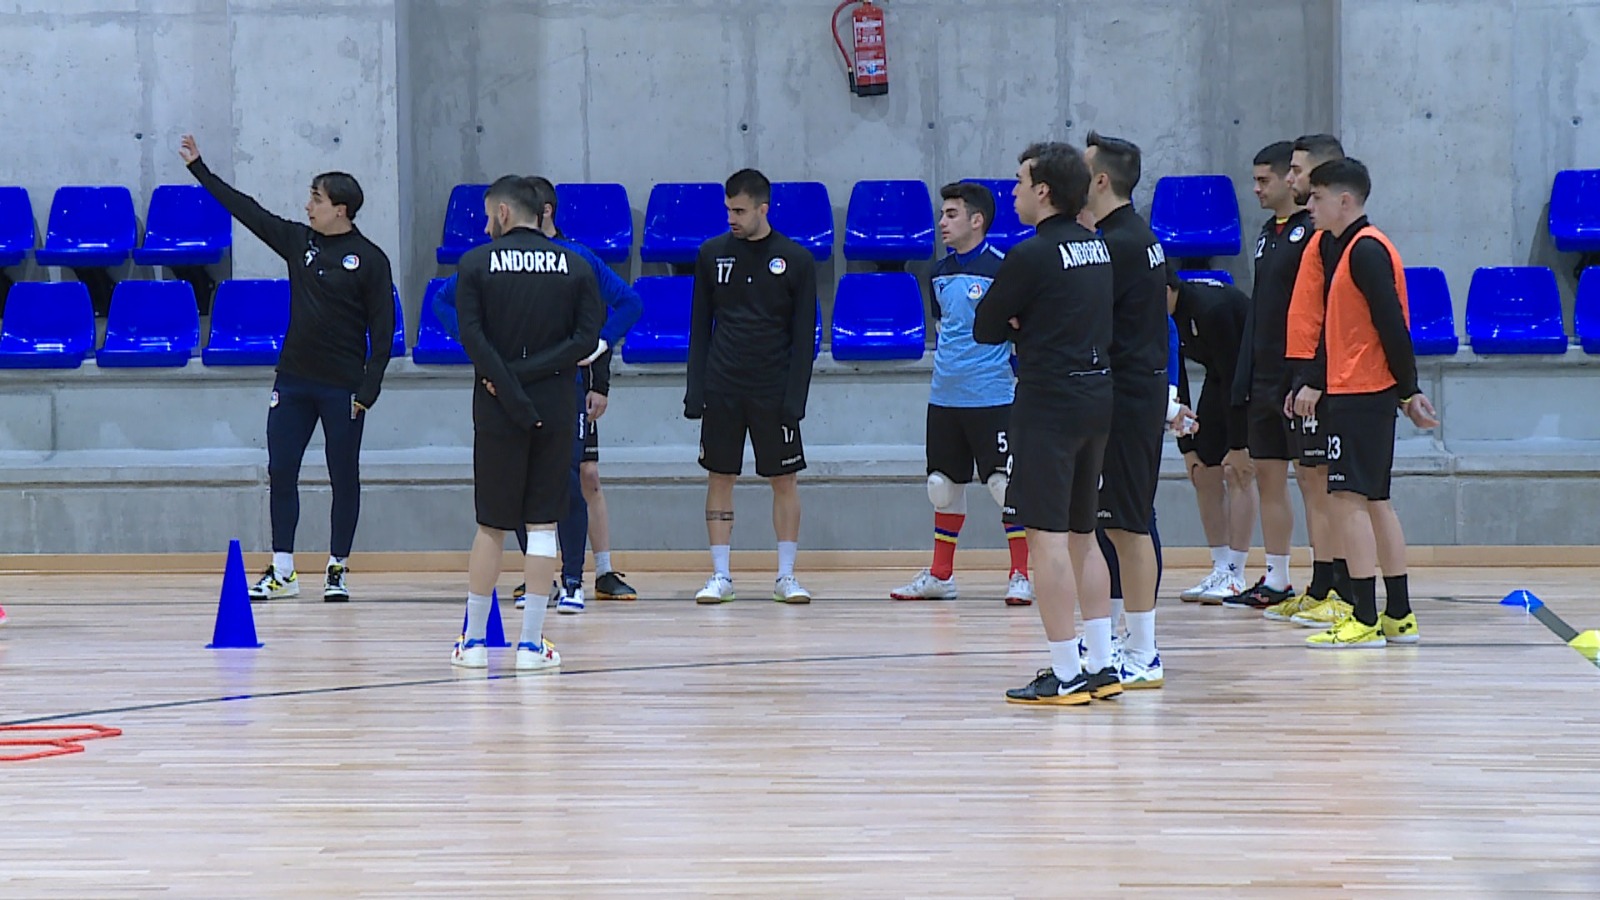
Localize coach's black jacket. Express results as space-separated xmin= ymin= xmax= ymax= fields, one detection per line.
xmin=455 ymin=227 xmax=603 ymax=432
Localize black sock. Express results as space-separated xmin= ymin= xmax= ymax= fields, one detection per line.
xmin=1351 ymin=576 xmax=1379 ymax=626
xmin=1384 ymin=574 xmax=1412 ymax=619
xmin=1308 ymin=560 xmax=1334 ymax=600
xmin=1332 ymin=558 xmax=1353 ymax=602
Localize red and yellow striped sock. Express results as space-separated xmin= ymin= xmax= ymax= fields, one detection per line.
xmin=931 ymin=513 xmax=965 ymax=580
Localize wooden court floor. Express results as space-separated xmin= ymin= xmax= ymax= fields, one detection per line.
xmin=3 ymin=566 xmax=1599 ymax=898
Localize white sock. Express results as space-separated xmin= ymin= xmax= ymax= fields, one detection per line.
xmin=519 ymin=595 xmax=549 ymax=647
xmin=1209 ymin=546 xmax=1229 ymax=573
xmin=1084 ymin=618 xmax=1115 ymax=673
xmin=777 ymin=542 xmax=798 ymax=578
xmin=1110 ymin=596 xmax=1126 ymax=631
xmin=1126 ymin=609 xmax=1157 ymax=660
xmin=594 ymin=551 xmax=613 ymax=576
xmin=273 ymin=552 xmax=295 ymax=576
xmin=465 ymin=592 xmax=492 ymax=642
xmin=710 ymin=545 xmax=731 ymax=578
xmin=1228 ymin=549 xmax=1248 ymax=574
xmin=1266 ymin=554 xmax=1291 ymax=591
xmin=1048 ymin=639 xmax=1081 ymax=682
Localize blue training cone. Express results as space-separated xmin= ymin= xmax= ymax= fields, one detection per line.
xmin=207 ymin=539 xmax=263 ymax=649
xmin=460 ymin=589 xmax=512 ymax=648
xmin=1500 ymin=589 xmax=1544 ymax=611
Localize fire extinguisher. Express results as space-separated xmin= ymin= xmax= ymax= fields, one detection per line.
xmin=832 ymin=0 xmax=888 ymax=97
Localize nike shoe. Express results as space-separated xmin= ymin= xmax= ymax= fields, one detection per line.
xmin=695 ymin=573 xmax=736 ymax=605
xmin=515 ymin=638 xmax=561 ymax=672
xmin=1306 ymin=616 xmax=1387 ymax=649
xmin=323 ymin=564 xmax=350 ymax=602
xmin=773 ymin=574 xmax=812 ymax=604
xmin=1223 ymin=578 xmax=1295 ymax=610
xmin=1380 ymin=612 xmax=1420 ymax=644
xmin=249 ymin=566 xmax=299 ymax=600
xmin=1004 ymin=573 xmax=1035 ymax=607
xmin=450 ymin=637 xmax=488 ymax=669
xmin=1292 ymin=597 xmax=1354 ymax=629
xmin=594 ymin=571 xmax=638 ymax=601
xmin=889 ymin=569 xmax=957 ymax=601
xmin=1005 ymin=667 xmax=1122 ymax=705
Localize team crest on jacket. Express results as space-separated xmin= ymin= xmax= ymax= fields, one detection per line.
xmin=1289 ymin=226 xmax=1307 ymax=243
xmin=342 ymin=254 xmax=360 ymax=270
xmin=967 ymin=282 xmax=984 ymax=301
xmin=768 ymin=257 xmax=787 ymax=275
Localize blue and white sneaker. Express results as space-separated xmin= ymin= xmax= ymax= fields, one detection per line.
xmin=516 ymin=638 xmax=560 ymax=672
xmin=1119 ymin=651 xmax=1164 ymax=689
xmin=451 ymin=637 xmax=488 ymax=669
xmin=556 ymin=584 xmax=586 ymax=615
xmin=1076 ymin=632 xmax=1126 ymax=670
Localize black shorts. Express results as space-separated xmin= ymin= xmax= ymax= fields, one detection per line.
xmin=1247 ymin=382 xmax=1296 ymax=462
xmin=1295 ymin=398 xmax=1328 ymax=468
xmin=1176 ymin=372 xmax=1248 ymax=467
xmin=1003 ymin=399 xmax=1110 ymax=534
xmin=926 ymin=403 xmax=1011 ymax=483
xmin=473 ymin=419 xmax=574 ymax=530
xmin=699 ymin=392 xmax=806 ymax=478
xmin=1098 ymin=378 xmax=1167 ymax=534
xmin=1325 ymin=388 xmax=1399 ymax=501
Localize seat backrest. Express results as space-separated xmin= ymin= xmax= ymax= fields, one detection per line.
xmin=620 ymin=276 xmax=694 ymax=363
xmin=1403 ymin=266 xmax=1458 ymax=355
xmin=0 ymin=186 xmax=34 ymax=261
xmin=641 ymin=183 xmax=725 ymax=264
xmin=1549 ymin=169 xmax=1600 ymax=253
xmin=554 ymin=183 xmax=633 ymax=263
xmin=1150 ymin=175 xmax=1242 ymax=257
xmin=1574 ymin=268 xmax=1600 ymax=353
xmin=843 ymin=180 xmax=935 ymax=261
xmin=769 ymin=181 xmax=834 ymax=262
xmin=105 ymin=281 xmax=201 ymax=343
xmin=1465 ymin=266 xmax=1567 ymax=353
xmin=46 ymin=186 xmax=137 ymax=251
xmin=437 ymin=183 xmax=490 ymax=264
xmin=209 ymin=279 xmax=291 ymax=343
xmin=142 ymin=185 xmax=231 ymax=252
xmin=831 ymin=272 xmax=926 ymax=360
xmin=389 ymin=286 xmax=406 ymax=357
xmin=0 ymin=282 xmax=96 ymax=355
xmin=959 ymin=179 xmax=1029 ymax=251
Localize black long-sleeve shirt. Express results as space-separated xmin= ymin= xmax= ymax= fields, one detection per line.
xmin=454 ymin=227 xmax=603 ymax=432
xmin=973 ymin=214 xmax=1114 ymax=408
xmin=1300 ymin=216 xmax=1419 ymax=398
xmin=1235 ymin=209 xmax=1313 ymax=404
xmin=1172 ymin=279 xmax=1250 ymax=406
xmin=1097 ymin=204 xmax=1171 ymax=384
xmin=186 ymin=158 xmax=394 ymax=407
xmin=684 ymin=230 xmax=818 ymax=420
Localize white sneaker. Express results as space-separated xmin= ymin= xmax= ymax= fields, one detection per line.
xmin=249 ymin=566 xmax=299 ymax=600
xmin=1197 ymin=570 xmax=1247 ymax=605
xmin=1076 ymin=632 xmax=1126 ymax=670
xmin=1120 ymin=650 xmax=1165 ymax=689
xmin=322 ymin=564 xmax=350 ymax=602
xmin=515 ymin=638 xmax=560 ymax=672
xmin=556 ymin=584 xmax=586 ymax=615
xmin=773 ymin=574 xmax=812 ymax=604
xmin=1004 ymin=573 xmax=1034 ymax=606
xmin=890 ymin=569 xmax=957 ymax=601
xmin=695 ymin=573 xmax=736 ymax=605
xmin=1180 ymin=569 xmax=1226 ymax=602
xmin=451 ymin=637 xmax=488 ymax=669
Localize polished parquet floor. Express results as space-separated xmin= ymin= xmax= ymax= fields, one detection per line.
xmin=3 ymin=565 xmax=1599 ymax=898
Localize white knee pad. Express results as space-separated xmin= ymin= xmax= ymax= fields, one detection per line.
xmin=986 ymin=472 xmax=1009 ymax=508
xmin=926 ymin=472 xmax=966 ymax=513
xmin=525 ymin=529 xmax=559 ymax=558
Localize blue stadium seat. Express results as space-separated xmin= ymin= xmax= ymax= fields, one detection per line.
xmin=1465 ymin=267 xmax=1568 ymax=355
xmin=1178 ymin=269 xmax=1234 ymax=284
xmin=1150 ymin=175 xmax=1242 ymax=258
xmin=843 ymin=180 xmax=935 ymax=262
xmin=769 ymin=182 xmax=834 ymax=262
xmin=133 ymin=185 xmax=231 ymax=267
xmin=830 ymin=272 xmax=926 ymax=361
xmin=555 ymin=183 xmax=632 ymax=264
xmin=641 ymin=183 xmax=724 ymax=264
xmin=1549 ymin=170 xmax=1600 ymax=254
xmin=622 ymin=276 xmax=693 ymax=363
xmin=34 ymin=186 xmax=137 ymax=268
xmin=1404 ymin=267 xmax=1459 ymax=356
xmin=202 ymin=279 xmax=291 ymax=366
xmin=0 ymin=186 xmax=34 ymax=268
xmin=98 ymin=281 xmax=201 ymax=367
xmin=1573 ymin=268 xmax=1600 ymax=354
xmin=0 ymin=282 xmax=96 ymax=368
xmin=436 ymin=183 xmax=490 ymax=265
xmin=412 ymin=277 xmax=470 ymax=365
xmin=387 ymin=286 xmax=406 ymax=358
xmin=960 ymin=179 xmax=1029 ymax=251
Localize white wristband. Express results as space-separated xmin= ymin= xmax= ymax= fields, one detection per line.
xmin=1165 ymin=384 xmax=1181 ymax=422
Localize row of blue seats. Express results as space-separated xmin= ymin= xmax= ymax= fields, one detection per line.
xmin=0 ymin=185 xmax=229 ymax=269
xmin=438 ymin=176 xmax=1246 ymax=266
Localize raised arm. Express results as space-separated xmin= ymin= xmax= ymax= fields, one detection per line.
xmin=180 ymin=134 xmax=305 ymax=262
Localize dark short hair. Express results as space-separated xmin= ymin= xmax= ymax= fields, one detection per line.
xmin=1292 ymin=134 xmax=1345 ymax=162
xmin=1253 ymin=141 xmax=1294 ymax=176
xmin=1085 ymin=131 xmax=1142 ymax=198
xmin=939 ymin=182 xmax=995 ymax=233
xmin=312 ymin=172 xmax=363 ymax=220
xmin=1308 ymin=157 xmax=1371 ymax=203
xmin=725 ymin=168 xmax=771 ymax=204
xmin=484 ymin=174 xmax=545 ymax=223
xmin=521 ymin=176 xmax=559 ymax=229
xmin=1018 ymin=142 xmax=1091 ymax=219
